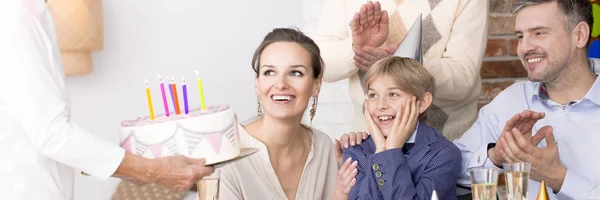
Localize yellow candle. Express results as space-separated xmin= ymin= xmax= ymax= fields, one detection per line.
xmin=195 ymin=70 xmax=207 ymax=110
xmin=145 ymin=79 xmax=155 ymax=120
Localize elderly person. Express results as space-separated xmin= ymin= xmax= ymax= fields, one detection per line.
xmin=0 ymin=0 xmax=214 ymax=199
xmin=314 ymin=0 xmax=488 ymax=141
xmin=219 ymin=28 xmax=338 ymax=200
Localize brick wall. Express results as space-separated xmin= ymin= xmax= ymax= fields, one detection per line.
xmin=480 ymin=0 xmax=528 ymax=109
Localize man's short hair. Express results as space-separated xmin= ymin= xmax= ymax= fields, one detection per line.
xmin=513 ymin=0 xmax=593 ymax=47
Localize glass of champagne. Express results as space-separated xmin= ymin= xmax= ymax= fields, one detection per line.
xmin=469 ymin=167 xmax=500 ymax=200
xmin=197 ymin=170 xmax=220 ymax=200
xmin=497 ymin=173 xmax=508 ymax=200
xmin=503 ymin=162 xmax=531 ymax=200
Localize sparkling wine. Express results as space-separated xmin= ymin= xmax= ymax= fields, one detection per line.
xmin=504 ymin=171 xmax=529 ymax=200
xmin=471 ymin=183 xmax=497 ymax=200
xmin=198 ymin=178 xmax=220 ymax=200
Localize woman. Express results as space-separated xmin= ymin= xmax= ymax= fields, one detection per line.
xmin=219 ymin=28 xmax=338 ymax=200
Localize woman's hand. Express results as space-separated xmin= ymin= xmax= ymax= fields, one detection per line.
xmin=335 ymin=132 xmax=369 ymax=165
xmin=333 ymin=157 xmax=358 ymax=200
xmin=386 ymin=97 xmax=420 ymax=150
xmin=364 ymin=101 xmax=387 ymax=153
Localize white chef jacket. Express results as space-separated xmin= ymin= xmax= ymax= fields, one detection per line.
xmin=0 ymin=0 xmax=126 ymax=199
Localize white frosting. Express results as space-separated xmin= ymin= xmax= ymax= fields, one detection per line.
xmin=119 ymin=104 xmax=240 ymax=165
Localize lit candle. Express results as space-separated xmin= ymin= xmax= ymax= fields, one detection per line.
xmin=171 ymin=76 xmax=181 ymax=115
xmin=144 ymin=79 xmax=155 ymax=120
xmin=156 ymin=73 xmax=170 ymax=116
xmin=194 ymin=70 xmax=207 ymax=110
xmin=168 ymin=76 xmax=176 ymax=112
xmin=182 ymin=77 xmax=189 ymax=114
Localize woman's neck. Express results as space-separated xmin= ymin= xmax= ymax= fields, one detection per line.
xmin=247 ymin=116 xmax=309 ymax=154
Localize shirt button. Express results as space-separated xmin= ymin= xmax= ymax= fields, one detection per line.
xmin=372 ymin=164 xmax=379 ymax=170
xmin=378 ymin=179 xmax=385 ymax=186
xmin=375 ymin=171 xmax=382 ymax=178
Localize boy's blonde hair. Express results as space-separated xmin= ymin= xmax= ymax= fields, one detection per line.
xmin=364 ymin=57 xmax=436 ymax=121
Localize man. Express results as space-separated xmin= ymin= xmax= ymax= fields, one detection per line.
xmin=0 ymin=1 xmax=214 ymax=199
xmin=454 ymin=0 xmax=600 ymax=199
xmin=314 ymin=0 xmax=488 ymax=141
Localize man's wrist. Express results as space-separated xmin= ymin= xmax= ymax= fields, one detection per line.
xmin=549 ymin=165 xmax=567 ymax=192
xmin=487 ymin=144 xmax=502 ymax=167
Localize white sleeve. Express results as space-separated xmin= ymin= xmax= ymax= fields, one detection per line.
xmin=0 ymin=1 xmax=124 ymax=179
xmin=556 ymin=169 xmax=600 ymax=200
xmin=453 ymin=105 xmax=502 ymax=186
xmin=312 ymin=0 xmax=358 ymax=83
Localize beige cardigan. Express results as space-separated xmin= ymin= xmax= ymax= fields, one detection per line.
xmin=313 ymin=0 xmax=489 ymax=140
xmin=219 ymin=124 xmax=338 ymax=200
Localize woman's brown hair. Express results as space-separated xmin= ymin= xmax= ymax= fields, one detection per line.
xmin=251 ymin=28 xmax=324 ymax=79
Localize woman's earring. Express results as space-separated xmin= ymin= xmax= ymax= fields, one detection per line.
xmin=257 ymin=96 xmax=263 ymax=118
xmin=309 ymin=96 xmax=318 ymax=126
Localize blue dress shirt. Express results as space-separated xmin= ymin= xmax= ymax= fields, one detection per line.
xmin=454 ymin=59 xmax=600 ymax=200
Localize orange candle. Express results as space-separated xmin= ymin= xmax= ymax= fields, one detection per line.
xmin=171 ymin=77 xmax=181 ymax=115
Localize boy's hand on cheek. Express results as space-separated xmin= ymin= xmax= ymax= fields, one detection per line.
xmin=364 ymin=101 xmax=387 ymax=153
xmin=386 ymin=96 xmax=420 ymax=150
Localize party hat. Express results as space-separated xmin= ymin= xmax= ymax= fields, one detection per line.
xmin=393 ymin=13 xmax=423 ymax=63
xmin=358 ymin=13 xmax=423 ymax=90
xmin=537 ymin=181 xmax=550 ymax=200
xmin=431 ymin=190 xmax=439 ymax=200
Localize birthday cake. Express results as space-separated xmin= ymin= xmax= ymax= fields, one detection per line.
xmin=119 ymin=105 xmax=240 ymax=165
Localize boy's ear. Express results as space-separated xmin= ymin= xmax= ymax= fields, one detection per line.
xmin=419 ymin=92 xmax=433 ymax=114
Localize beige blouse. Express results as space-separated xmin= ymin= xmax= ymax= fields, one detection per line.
xmin=219 ymin=124 xmax=338 ymax=200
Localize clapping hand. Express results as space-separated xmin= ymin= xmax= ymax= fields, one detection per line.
xmin=351 ymin=1 xmax=392 ymax=71
xmin=488 ymin=110 xmax=545 ymax=165
xmin=504 ymin=125 xmax=566 ymax=191
xmin=351 ymin=1 xmax=389 ymax=50
xmin=354 ymin=44 xmax=399 ymax=71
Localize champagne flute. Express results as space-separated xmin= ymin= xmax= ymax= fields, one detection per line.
xmin=197 ymin=170 xmax=220 ymax=200
xmin=469 ymin=167 xmax=500 ymax=200
xmin=503 ymin=162 xmax=531 ymax=200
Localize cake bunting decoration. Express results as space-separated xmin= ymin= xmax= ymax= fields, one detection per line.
xmin=149 ymin=144 xmax=163 ymax=158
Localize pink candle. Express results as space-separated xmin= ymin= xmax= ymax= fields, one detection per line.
xmin=156 ymin=73 xmax=170 ymax=116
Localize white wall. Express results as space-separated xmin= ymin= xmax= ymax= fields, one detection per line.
xmin=300 ymin=0 xmax=356 ymax=141
xmin=65 ymin=0 xmax=353 ymax=199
